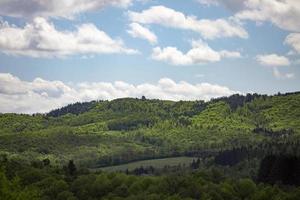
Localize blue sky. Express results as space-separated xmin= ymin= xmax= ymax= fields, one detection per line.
xmin=0 ymin=0 xmax=299 ymax=113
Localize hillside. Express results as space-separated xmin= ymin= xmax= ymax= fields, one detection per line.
xmin=0 ymin=92 xmax=300 ymax=168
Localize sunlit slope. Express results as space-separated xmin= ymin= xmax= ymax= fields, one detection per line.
xmin=0 ymin=92 xmax=299 ymax=167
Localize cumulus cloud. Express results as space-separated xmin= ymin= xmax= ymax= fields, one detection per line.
xmin=200 ymin=0 xmax=300 ymax=32
xmin=0 ymin=0 xmax=133 ymax=19
xmin=127 ymin=23 xmax=157 ymax=44
xmin=128 ymin=5 xmax=248 ymax=39
xmin=256 ymin=54 xmax=290 ymax=67
xmin=236 ymin=0 xmax=300 ymax=32
xmin=204 ymin=0 xmax=300 ymax=32
xmin=256 ymin=54 xmax=294 ymax=79
xmin=0 ymin=17 xmax=138 ymax=58
xmin=285 ymin=33 xmax=300 ymax=54
xmin=151 ymin=40 xmax=241 ymax=65
xmin=0 ymin=73 xmax=77 ymax=113
xmin=0 ymin=73 xmax=239 ymax=113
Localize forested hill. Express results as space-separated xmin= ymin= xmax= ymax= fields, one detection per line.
xmin=0 ymin=92 xmax=300 ymax=168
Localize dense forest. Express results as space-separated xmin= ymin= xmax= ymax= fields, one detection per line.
xmin=1 ymin=155 xmax=300 ymax=200
xmin=1 ymin=92 xmax=300 ymax=199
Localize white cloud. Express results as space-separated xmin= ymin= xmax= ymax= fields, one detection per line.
xmin=127 ymin=23 xmax=157 ymax=44
xmin=285 ymin=33 xmax=300 ymax=54
xmin=0 ymin=17 xmax=138 ymax=58
xmin=256 ymin=54 xmax=290 ymax=67
xmin=202 ymin=0 xmax=300 ymax=32
xmin=272 ymin=68 xmax=294 ymax=80
xmin=256 ymin=54 xmax=294 ymax=79
xmin=151 ymin=40 xmax=241 ymax=65
xmin=128 ymin=5 xmax=248 ymax=39
xmin=0 ymin=0 xmax=133 ymax=19
xmin=0 ymin=73 xmax=77 ymax=113
xmin=233 ymin=0 xmax=300 ymax=32
xmin=219 ymin=50 xmax=242 ymax=58
xmin=0 ymin=73 xmax=239 ymax=113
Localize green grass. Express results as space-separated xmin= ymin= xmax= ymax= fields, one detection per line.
xmin=95 ymin=156 xmax=197 ymax=172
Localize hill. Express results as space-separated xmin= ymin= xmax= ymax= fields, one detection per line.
xmin=0 ymin=92 xmax=300 ymax=168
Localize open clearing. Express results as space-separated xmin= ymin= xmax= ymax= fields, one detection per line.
xmin=94 ymin=156 xmax=197 ymax=172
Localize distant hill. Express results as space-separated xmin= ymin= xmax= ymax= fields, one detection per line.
xmin=0 ymin=92 xmax=300 ymax=168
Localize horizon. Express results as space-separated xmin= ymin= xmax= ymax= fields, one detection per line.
xmin=2 ymin=90 xmax=299 ymax=115
xmin=1 ymin=0 xmax=300 ymax=113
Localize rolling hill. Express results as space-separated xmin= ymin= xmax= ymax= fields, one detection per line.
xmin=0 ymin=92 xmax=300 ymax=168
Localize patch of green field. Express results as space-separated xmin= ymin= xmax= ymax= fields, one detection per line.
xmin=95 ymin=156 xmax=196 ymax=172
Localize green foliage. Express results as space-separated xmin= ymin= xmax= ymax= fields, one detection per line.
xmin=1 ymin=92 xmax=300 ymax=199
xmin=2 ymin=158 xmax=300 ymax=200
xmin=0 ymin=93 xmax=299 ymax=168
xmin=0 ymin=168 xmax=39 ymax=200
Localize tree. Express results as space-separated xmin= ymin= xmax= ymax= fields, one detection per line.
xmin=258 ymin=155 xmax=300 ymax=186
xmin=67 ymin=160 xmax=77 ymax=177
xmin=42 ymin=158 xmax=50 ymax=166
xmin=236 ymin=179 xmax=256 ymax=199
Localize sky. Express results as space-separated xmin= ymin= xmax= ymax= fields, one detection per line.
xmin=0 ymin=0 xmax=300 ymax=113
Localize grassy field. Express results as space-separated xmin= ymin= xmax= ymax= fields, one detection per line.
xmin=94 ymin=156 xmax=197 ymax=172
